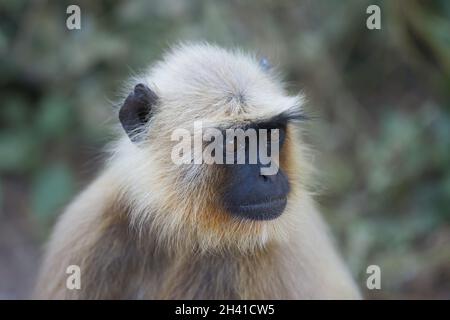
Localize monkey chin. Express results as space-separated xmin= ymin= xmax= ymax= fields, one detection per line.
xmin=188 ymin=197 xmax=296 ymax=253
xmin=226 ymin=197 xmax=288 ymax=221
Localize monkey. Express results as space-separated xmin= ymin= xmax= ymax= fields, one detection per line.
xmin=33 ymin=43 xmax=361 ymax=299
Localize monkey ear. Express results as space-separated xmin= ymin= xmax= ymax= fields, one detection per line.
xmin=119 ymin=83 xmax=158 ymax=142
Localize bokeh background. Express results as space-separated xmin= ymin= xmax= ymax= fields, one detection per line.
xmin=1 ymin=0 xmax=449 ymax=299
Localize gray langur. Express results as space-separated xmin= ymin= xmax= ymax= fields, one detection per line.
xmin=34 ymin=43 xmax=360 ymax=299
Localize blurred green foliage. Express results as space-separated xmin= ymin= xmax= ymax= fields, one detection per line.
xmin=0 ymin=0 xmax=449 ymax=298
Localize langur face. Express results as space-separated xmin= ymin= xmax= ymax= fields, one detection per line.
xmin=219 ymin=120 xmax=291 ymax=221
xmin=119 ymin=83 xmax=305 ymax=222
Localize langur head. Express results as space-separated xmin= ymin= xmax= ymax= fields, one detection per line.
xmin=113 ymin=43 xmax=310 ymax=253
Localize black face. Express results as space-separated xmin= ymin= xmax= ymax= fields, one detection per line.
xmin=222 ymin=164 xmax=290 ymax=221
xmin=221 ymin=123 xmax=290 ymax=221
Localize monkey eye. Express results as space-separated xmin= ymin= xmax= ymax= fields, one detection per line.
xmin=276 ymin=127 xmax=286 ymax=147
xmin=264 ymin=125 xmax=286 ymax=148
xmin=225 ymin=137 xmax=244 ymax=154
xmin=263 ymin=127 xmax=286 ymax=155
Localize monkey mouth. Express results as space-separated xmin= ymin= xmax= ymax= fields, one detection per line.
xmin=227 ymin=197 xmax=287 ymax=221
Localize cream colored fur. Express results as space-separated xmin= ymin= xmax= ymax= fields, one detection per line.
xmin=34 ymin=43 xmax=361 ymax=299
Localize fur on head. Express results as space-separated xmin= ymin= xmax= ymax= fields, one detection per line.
xmin=109 ymin=43 xmax=312 ymax=254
